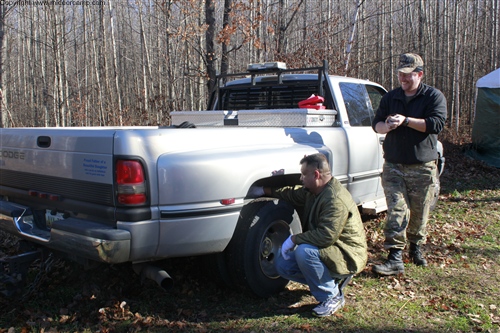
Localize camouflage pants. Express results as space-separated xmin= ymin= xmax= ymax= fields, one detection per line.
xmin=382 ymin=161 xmax=437 ymax=250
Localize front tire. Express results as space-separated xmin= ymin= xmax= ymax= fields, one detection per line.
xmin=224 ymin=198 xmax=301 ymax=298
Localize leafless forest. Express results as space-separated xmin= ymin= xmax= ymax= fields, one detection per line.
xmin=0 ymin=0 xmax=498 ymax=132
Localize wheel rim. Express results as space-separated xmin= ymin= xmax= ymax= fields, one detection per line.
xmin=258 ymin=219 xmax=290 ymax=279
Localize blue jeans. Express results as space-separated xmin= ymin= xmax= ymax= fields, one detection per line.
xmin=275 ymin=243 xmax=339 ymax=302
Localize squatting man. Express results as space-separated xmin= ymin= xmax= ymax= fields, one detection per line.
xmin=250 ymin=153 xmax=367 ymax=317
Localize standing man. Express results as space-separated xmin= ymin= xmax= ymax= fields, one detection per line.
xmin=371 ymin=53 xmax=447 ymax=275
xmin=251 ymin=153 xmax=367 ymax=317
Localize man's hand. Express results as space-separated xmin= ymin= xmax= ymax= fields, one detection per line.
xmin=248 ymin=186 xmax=265 ymax=198
xmin=386 ymin=114 xmax=408 ymax=130
xmin=385 ymin=114 xmax=400 ymax=129
xmin=281 ymin=235 xmax=295 ymax=260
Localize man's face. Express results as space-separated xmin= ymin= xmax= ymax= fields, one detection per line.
xmin=398 ymin=71 xmax=423 ymax=93
xmin=300 ymin=163 xmax=318 ymax=192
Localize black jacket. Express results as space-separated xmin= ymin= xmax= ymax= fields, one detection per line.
xmin=372 ymin=83 xmax=447 ymax=164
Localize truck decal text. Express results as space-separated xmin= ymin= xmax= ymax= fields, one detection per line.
xmin=0 ymin=150 xmax=25 ymax=160
xmin=83 ymin=158 xmax=108 ymax=177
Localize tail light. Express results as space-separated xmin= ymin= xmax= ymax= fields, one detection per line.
xmin=116 ymin=160 xmax=147 ymax=205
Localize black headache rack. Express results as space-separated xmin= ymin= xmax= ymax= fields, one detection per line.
xmin=209 ymin=60 xmax=334 ymax=111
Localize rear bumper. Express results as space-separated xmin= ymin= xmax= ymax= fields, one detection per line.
xmin=0 ymin=200 xmax=131 ymax=264
xmin=0 ymin=200 xmax=243 ymax=264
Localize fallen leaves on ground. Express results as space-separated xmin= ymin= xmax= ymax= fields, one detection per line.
xmin=1 ymin=131 xmax=499 ymax=332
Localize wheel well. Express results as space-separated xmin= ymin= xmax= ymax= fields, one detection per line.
xmin=245 ymin=174 xmax=303 ymax=230
xmin=250 ymin=173 xmax=301 ymax=189
xmin=241 ymin=197 xmax=303 ymax=235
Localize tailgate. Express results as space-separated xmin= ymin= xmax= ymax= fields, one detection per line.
xmin=0 ymin=127 xmax=116 ymax=210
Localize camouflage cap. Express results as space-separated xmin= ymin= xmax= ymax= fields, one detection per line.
xmin=397 ymin=53 xmax=424 ymax=73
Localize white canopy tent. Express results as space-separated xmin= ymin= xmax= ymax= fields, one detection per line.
xmin=477 ymin=68 xmax=500 ymax=88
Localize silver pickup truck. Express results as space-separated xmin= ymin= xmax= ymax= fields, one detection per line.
xmin=0 ymin=62 xmax=444 ymax=297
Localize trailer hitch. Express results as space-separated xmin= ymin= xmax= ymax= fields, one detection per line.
xmin=0 ymin=249 xmax=47 ymax=298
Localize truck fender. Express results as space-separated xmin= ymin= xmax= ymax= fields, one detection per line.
xmin=157 ymin=143 xmax=332 ymax=205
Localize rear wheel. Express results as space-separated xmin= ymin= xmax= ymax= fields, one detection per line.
xmin=224 ymin=198 xmax=301 ymax=298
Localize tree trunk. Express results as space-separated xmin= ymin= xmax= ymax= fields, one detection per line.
xmin=220 ymin=0 xmax=232 ymax=79
xmin=0 ymin=3 xmax=14 ymax=127
xmin=344 ymin=0 xmax=364 ymax=75
xmin=205 ymin=0 xmax=216 ymax=97
xmin=108 ymin=0 xmax=123 ymax=126
xmin=89 ymin=6 xmax=104 ymax=126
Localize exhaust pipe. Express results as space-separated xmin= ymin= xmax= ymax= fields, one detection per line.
xmin=133 ymin=263 xmax=174 ymax=291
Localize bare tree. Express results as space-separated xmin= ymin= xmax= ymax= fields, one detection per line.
xmin=0 ymin=3 xmax=15 ymax=127
xmin=205 ymin=0 xmax=216 ymax=94
xmin=108 ymin=0 xmax=123 ymax=125
xmin=0 ymin=0 xmax=498 ymax=132
xmin=220 ymin=0 xmax=232 ymax=78
xmin=344 ymin=0 xmax=364 ymax=75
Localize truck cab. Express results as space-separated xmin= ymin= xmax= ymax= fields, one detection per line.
xmin=187 ymin=61 xmax=389 ymax=213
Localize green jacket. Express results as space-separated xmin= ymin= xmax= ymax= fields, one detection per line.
xmin=272 ymin=177 xmax=367 ymax=276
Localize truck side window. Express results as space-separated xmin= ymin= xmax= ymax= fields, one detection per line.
xmin=366 ymin=85 xmax=386 ymax=112
xmin=339 ymin=83 xmax=379 ymax=127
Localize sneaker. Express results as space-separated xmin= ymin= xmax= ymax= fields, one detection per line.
xmin=312 ymin=294 xmax=345 ymax=317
